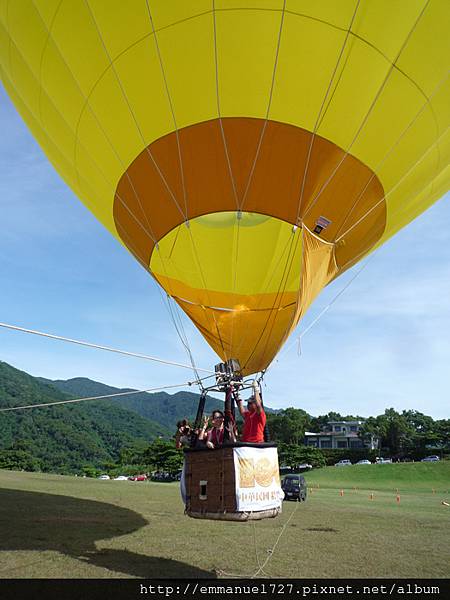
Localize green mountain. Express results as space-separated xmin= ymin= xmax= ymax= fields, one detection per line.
xmin=39 ymin=376 xmax=225 ymax=430
xmin=0 ymin=361 xmax=169 ymax=472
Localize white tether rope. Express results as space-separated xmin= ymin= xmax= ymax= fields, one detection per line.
xmin=0 ymin=321 xmax=213 ymax=373
xmin=217 ymin=500 xmax=301 ymax=579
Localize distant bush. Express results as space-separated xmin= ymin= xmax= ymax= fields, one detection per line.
xmin=0 ymin=449 xmax=42 ymax=472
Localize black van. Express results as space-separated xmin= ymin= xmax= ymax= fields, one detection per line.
xmin=281 ymin=474 xmax=307 ymax=501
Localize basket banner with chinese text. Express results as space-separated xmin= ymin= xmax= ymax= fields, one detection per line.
xmin=233 ymin=446 xmax=284 ymax=512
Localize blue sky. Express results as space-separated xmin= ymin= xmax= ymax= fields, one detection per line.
xmin=0 ymin=84 xmax=448 ymax=419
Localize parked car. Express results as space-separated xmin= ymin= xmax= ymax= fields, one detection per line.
xmin=280 ymin=463 xmax=313 ymax=473
xmin=97 ymin=474 xmax=110 ymax=480
xmin=281 ymin=474 xmax=307 ymax=501
xmin=128 ymin=474 xmax=147 ymax=481
xmin=113 ymin=475 xmax=128 ymax=481
xmin=356 ymin=459 xmax=371 ymax=465
xmin=297 ymin=463 xmax=313 ymax=471
xmin=376 ymin=458 xmax=392 ymax=464
xmin=151 ymin=471 xmax=177 ymax=482
xmin=421 ymin=455 xmax=440 ymax=462
xmin=335 ymin=459 xmax=352 ymax=467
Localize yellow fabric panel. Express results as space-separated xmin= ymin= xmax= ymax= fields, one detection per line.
xmin=74 ymin=36 xmax=173 ymax=234
xmin=351 ymin=68 xmax=434 ymax=192
xmin=0 ymin=1 xmax=8 ymax=25
xmin=353 ymin=0 xmax=425 ymax=62
xmin=270 ymin=12 xmax=346 ymax=132
xmin=106 ymin=37 xmax=173 ymax=148
xmin=6 ymin=0 xmax=48 ymax=75
xmin=83 ymin=65 xmax=144 ymax=168
xmin=30 ymin=0 xmax=61 ymax=30
xmin=365 ymin=77 xmax=449 ymax=249
xmin=154 ymin=13 xmax=217 ymax=131
xmin=285 ymin=0 xmax=356 ymax=30
xmin=5 ymin=39 xmax=83 ymax=199
xmin=381 ymin=175 xmax=445 ymax=245
xmin=74 ymin=128 xmax=118 ymax=228
xmin=49 ymin=0 xmax=110 ymax=97
xmin=215 ymin=8 xmax=281 ymax=118
xmin=428 ymin=76 xmax=450 ymax=134
xmin=384 ymin=146 xmax=440 ymax=232
xmin=150 ymin=0 xmax=212 ymax=31
xmin=375 ymin=103 xmax=438 ymax=198
xmin=314 ymin=36 xmax=392 ymax=151
xmin=216 ymin=0 xmax=282 ymax=9
xmin=1 ymin=65 xmax=82 ymax=199
xmin=86 ymin=0 xmax=151 ymax=59
xmin=1 ymin=2 xmax=119 ymax=235
xmin=175 ymin=297 xmax=297 ymax=375
xmin=41 ymin=38 xmax=86 ymax=129
xmin=1 ymin=1 xmax=122 ymax=237
xmin=150 ymin=213 xmax=302 ymax=298
xmin=153 ymin=225 xmax=337 ymax=374
xmin=6 ymin=35 xmax=41 ymax=119
xmin=397 ymin=0 xmax=450 ymax=97
xmin=296 ymin=228 xmax=337 ymax=324
xmin=75 ymin=101 xmax=123 ymax=177
xmin=39 ymin=85 xmax=77 ymax=169
xmin=436 ymin=125 xmax=450 ymax=173
xmin=0 ymin=27 xmax=9 ymax=75
xmin=380 ymin=130 xmax=449 ymax=245
xmin=427 ymin=164 xmax=450 ymax=208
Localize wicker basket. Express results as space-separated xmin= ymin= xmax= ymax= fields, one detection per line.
xmin=183 ymin=442 xmax=282 ymax=521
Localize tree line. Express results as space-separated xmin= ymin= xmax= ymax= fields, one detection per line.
xmin=1 ymin=406 xmax=447 ymax=476
xmin=266 ymin=407 xmax=449 ymax=454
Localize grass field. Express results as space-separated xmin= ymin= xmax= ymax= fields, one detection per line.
xmin=0 ymin=462 xmax=449 ymax=579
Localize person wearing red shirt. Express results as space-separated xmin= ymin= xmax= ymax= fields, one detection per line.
xmin=238 ymin=382 xmax=266 ymax=443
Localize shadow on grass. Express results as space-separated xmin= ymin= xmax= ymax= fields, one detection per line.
xmin=0 ymin=488 xmax=215 ymax=578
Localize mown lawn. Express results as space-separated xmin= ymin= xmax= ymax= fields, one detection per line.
xmin=0 ymin=463 xmax=449 ymax=579
xmin=304 ymin=461 xmax=450 ymax=492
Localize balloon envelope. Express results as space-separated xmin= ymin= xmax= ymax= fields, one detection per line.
xmin=1 ymin=1 xmax=449 ymax=374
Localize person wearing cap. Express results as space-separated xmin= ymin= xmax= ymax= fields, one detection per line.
xmin=237 ymin=381 xmax=266 ymax=443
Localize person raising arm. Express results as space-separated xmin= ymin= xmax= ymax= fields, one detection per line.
xmin=238 ymin=381 xmax=266 ymax=443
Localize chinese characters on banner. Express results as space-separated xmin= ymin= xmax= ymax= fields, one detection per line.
xmin=233 ymin=446 xmax=284 ymax=512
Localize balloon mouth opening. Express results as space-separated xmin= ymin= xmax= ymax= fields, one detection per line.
xmin=113 ymin=117 xmax=386 ymax=375
xmin=113 ymin=117 xmax=386 ymax=272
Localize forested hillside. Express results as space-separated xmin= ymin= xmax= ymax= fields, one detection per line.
xmin=41 ymin=376 xmax=225 ymax=429
xmin=2 ymin=360 xmax=447 ymax=476
xmin=0 ymin=361 xmax=169 ymax=472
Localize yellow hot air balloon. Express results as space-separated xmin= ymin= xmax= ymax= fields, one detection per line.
xmin=1 ymin=0 xmax=449 ymax=376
